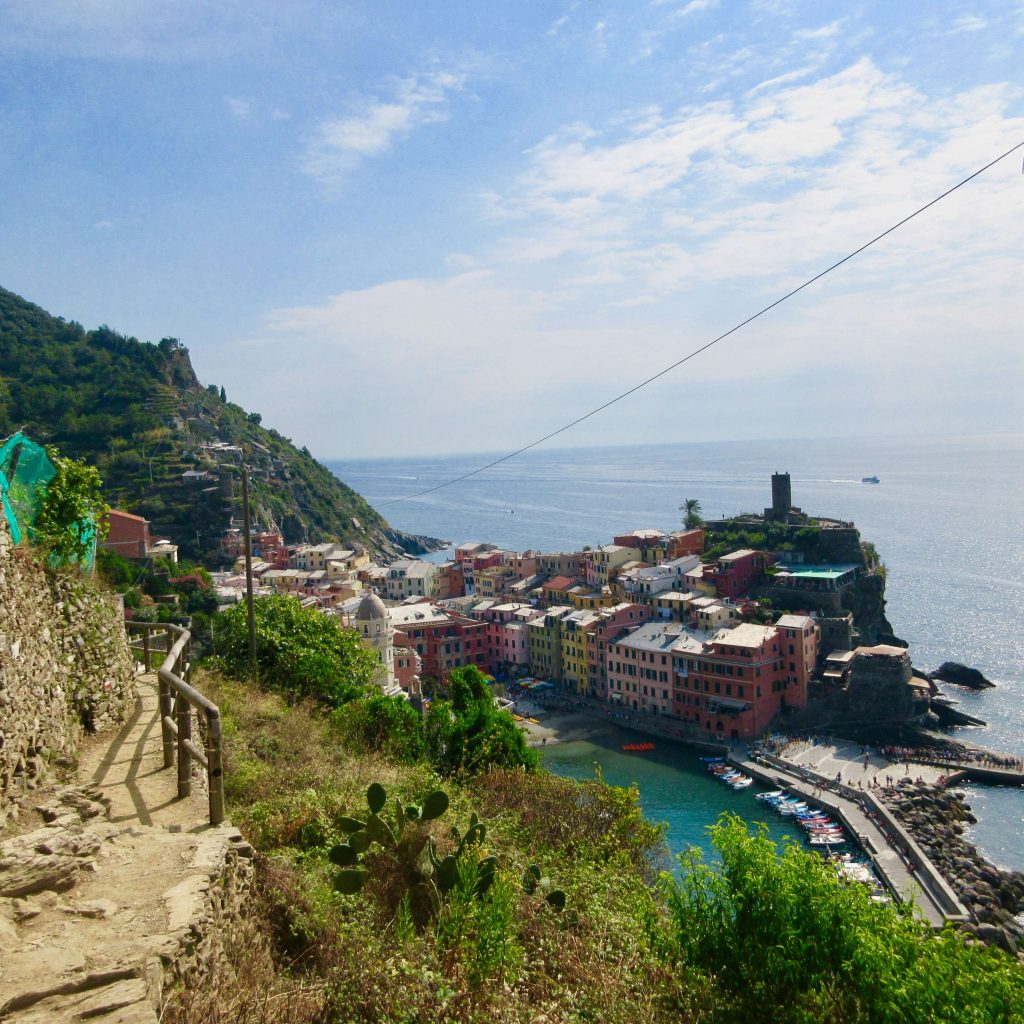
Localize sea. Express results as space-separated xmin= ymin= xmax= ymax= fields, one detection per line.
xmin=329 ymin=432 xmax=1024 ymax=871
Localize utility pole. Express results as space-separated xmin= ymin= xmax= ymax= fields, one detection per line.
xmin=241 ymin=466 xmax=257 ymax=672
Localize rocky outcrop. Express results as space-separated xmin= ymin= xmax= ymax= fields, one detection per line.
xmin=0 ymin=518 xmax=135 ymax=824
xmin=879 ymin=781 xmax=1024 ymax=957
xmin=932 ymin=662 xmax=995 ymax=690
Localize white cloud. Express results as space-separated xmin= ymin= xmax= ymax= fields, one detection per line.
xmin=226 ymin=96 xmax=252 ymax=120
xmin=302 ymin=70 xmax=466 ymax=188
xmin=793 ymin=20 xmax=843 ymax=41
xmin=230 ymin=58 xmax=1024 ymax=456
xmin=654 ymin=0 xmax=718 ymax=15
xmin=948 ymin=14 xmax=988 ymax=34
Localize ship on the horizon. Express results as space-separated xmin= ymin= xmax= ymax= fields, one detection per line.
xmin=861 ymin=475 xmax=880 ymax=484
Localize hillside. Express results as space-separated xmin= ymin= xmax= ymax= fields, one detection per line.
xmin=0 ymin=286 xmax=438 ymax=561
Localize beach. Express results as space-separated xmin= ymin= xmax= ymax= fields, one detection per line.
xmin=513 ymin=695 xmax=618 ymax=747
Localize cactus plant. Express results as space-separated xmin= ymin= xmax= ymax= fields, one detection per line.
xmin=522 ymin=862 xmax=567 ymax=911
xmin=329 ymin=781 xmax=565 ymax=919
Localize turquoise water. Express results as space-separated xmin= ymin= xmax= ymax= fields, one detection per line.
xmin=541 ymin=730 xmax=812 ymax=866
xmin=331 ymin=433 xmax=1024 ymax=869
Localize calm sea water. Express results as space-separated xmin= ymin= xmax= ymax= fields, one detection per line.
xmin=329 ymin=433 xmax=1024 ymax=868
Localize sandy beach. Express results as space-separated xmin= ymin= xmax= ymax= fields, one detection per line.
xmin=512 ymin=696 xmax=618 ymax=747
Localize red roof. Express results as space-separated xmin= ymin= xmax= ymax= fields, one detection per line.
xmin=544 ymin=575 xmax=575 ymax=590
xmin=107 ymin=509 xmax=148 ymax=523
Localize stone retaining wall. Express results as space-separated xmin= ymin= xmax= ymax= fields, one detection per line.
xmin=0 ymin=517 xmax=135 ymax=824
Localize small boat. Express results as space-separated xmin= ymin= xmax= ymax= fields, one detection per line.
xmin=778 ymin=802 xmax=810 ymax=815
xmin=701 ymin=756 xmax=726 ymax=764
xmin=809 ymin=835 xmax=847 ymax=846
xmin=861 ymin=476 xmax=880 ymax=484
xmin=756 ymin=790 xmax=785 ymax=801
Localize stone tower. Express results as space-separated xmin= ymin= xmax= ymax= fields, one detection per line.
xmin=354 ymin=591 xmax=394 ymax=689
xmin=765 ymin=472 xmax=792 ymax=522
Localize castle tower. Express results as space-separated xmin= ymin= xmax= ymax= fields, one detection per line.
xmin=772 ymin=472 xmax=791 ymax=516
xmin=354 ymin=591 xmax=394 ymax=688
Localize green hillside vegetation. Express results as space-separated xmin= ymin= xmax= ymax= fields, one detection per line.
xmin=0 ymin=285 xmax=428 ymax=561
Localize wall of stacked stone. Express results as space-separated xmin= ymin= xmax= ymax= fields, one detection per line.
xmin=0 ymin=516 xmax=135 ymax=822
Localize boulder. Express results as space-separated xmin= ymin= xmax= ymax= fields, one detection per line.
xmin=932 ymin=662 xmax=995 ymax=689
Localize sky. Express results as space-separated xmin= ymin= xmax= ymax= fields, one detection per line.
xmin=2 ymin=0 xmax=1023 ymax=460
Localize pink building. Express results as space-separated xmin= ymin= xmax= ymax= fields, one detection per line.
xmin=671 ymin=621 xmax=809 ymax=740
xmin=103 ymin=510 xmax=177 ymax=562
xmin=705 ymin=549 xmax=771 ymax=600
xmin=477 ymin=602 xmax=544 ymax=673
xmin=606 ymin=621 xmax=679 ymax=716
xmin=584 ymin=603 xmax=652 ymax=700
xmin=394 ymin=645 xmax=421 ymax=692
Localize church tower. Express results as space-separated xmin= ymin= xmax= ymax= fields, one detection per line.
xmin=354 ymin=591 xmax=394 ymax=689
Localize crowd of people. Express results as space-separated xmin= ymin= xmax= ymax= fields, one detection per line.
xmin=878 ymin=745 xmax=1022 ymax=770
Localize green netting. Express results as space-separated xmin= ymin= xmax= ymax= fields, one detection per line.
xmin=0 ymin=432 xmax=95 ymax=567
xmin=0 ymin=432 xmax=55 ymax=544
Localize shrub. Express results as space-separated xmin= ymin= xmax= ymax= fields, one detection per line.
xmin=217 ymin=594 xmax=379 ymax=705
xmin=330 ymin=694 xmax=426 ymax=763
xmin=425 ymin=666 xmax=539 ymax=776
xmin=33 ymin=448 xmax=109 ymax=565
xmin=664 ymin=814 xmax=1024 ymax=1024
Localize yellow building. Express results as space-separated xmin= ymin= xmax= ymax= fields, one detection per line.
xmin=527 ymin=605 xmax=573 ymax=681
xmin=561 ymin=610 xmax=598 ymax=694
xmin=567 ymin=585 xmax=615 ymax=610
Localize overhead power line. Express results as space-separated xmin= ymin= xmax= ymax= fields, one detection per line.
xmin=371 ymin=138 xmax=1024 ymax=509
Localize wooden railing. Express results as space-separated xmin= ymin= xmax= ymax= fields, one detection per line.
xmin=126 ymin=621 xmax=225 ymax=825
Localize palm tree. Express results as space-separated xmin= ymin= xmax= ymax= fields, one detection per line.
xmin=680 ymin=498 xmax=703 ymax=530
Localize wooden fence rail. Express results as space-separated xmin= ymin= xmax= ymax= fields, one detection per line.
xmin=125 ymin=621 xmax=225 ymax=825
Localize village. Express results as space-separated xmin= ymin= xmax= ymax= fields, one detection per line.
xmin=100 ymin=472 xmax=923 ymax=743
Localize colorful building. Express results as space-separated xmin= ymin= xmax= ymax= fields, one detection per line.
xmin=606 ymin=621 xmax=680 ymax=715
xmin=705 ymin=548 xmax=771 ymax=600
xmin=527 ymin=605 xmax=573 ymax=682
xmin=671 ymin=622 xmax=807 ymax=740
xmin=584 ymin=602 xmax=652 ymax=700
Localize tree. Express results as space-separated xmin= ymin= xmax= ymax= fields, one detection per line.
xmin=680 ymin=498 xmax=703 ymax=530
xmin=216 ymin=594 xmax=379 ymax=705
xmin=664 ymin=815 xmax=1024 ymax=1024
xmin=425 ymin=666 xmax=539 ymax=776
xmin=219 ymin=385 xmax=227 ymax=403
xmin=33 ymin=448 xmax=109 ymax=565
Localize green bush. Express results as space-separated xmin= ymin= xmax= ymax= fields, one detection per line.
xmin=331 ymin=694 xmax=426 ymax=763
xmin=664 ymin=815 xmax=1024 ymax=1024
xmin=425 ymin=666 xmax=539 ymax=776
xmin=217 ymin=594 xmax=379 ymax=705
xmin=33 ymin=447 xmax=109 ymax=565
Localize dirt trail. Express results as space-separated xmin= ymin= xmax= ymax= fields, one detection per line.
xmin=0 ymin=674 xmax=249 ymax=1023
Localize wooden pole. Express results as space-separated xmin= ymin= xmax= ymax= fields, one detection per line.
xmin=241 ymin=466 xmax=257 ymax=673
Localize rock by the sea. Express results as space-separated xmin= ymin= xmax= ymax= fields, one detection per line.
xmin=933 ymin=662 xmax=995 ymax=689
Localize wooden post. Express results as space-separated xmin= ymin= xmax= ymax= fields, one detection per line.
xmin=159 ymin=677 xmax=174 ymax=769
xmin=143 ymin=629 xmax=152 ymax=672
xmin=176 ymin=691 xmax=192 ymax=799
xmin=207 ymin=711 xmax=225 ymax=826
xmin=241 ymin=466 xmax=257 ymax=672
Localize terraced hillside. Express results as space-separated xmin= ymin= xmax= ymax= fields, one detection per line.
xmin=0 ymin=286 xmax=436 ymax=561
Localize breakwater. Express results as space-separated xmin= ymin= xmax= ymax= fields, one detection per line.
xmin=880 ymin=781 xmax=1024 ymax=956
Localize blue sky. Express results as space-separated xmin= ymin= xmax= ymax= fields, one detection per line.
xmin=2 ymin=0 xmax=1022 ymax=458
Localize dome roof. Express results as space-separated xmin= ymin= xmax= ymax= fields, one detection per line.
xmin=354 ymin=591 xmax=388 ymax=621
